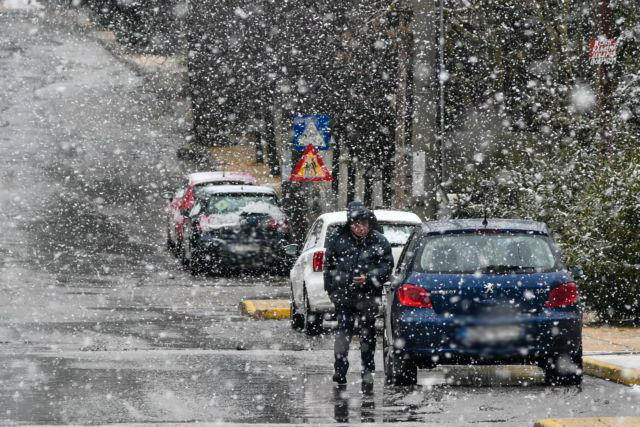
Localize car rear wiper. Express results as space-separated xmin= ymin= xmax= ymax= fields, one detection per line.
xmin=481 ymin=265 xmax=536 ymax=273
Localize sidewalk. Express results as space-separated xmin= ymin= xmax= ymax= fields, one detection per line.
xmin=583 ymin=324 xmax=640 ymax=386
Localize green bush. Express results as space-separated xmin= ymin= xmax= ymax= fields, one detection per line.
xmin=563 ymin=150 xmax=640 ymax=322
xmin=451 ymin=134 xmax=640 ymax=323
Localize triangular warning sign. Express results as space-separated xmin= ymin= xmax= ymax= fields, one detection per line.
xmin=290 ymin=144 xmax=333 ymax=182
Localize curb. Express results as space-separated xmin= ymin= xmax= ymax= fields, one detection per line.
xmin=239 ymin=299 xmax=290 ymax=320
xmin=583 ymin=356 xmax=640 ymax=386
xmin=534 ymin=417 xmax=640 ymax=427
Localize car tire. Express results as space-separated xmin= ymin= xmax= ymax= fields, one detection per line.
xmin=303 ymin=286 xmax=322 ymax=336
xmin=290 ymin=282 xmax=304 ymax=330
xmin=383 ymin=325 xmax=417 ymax=386
xmin=188 ymin=244 xmax=206 ymax=276
xmin=189 ymin=256 xmax=202 ymax=276
xmin=383 ymin=326 xmax=392 ymax=385
xmin=543 ymin=349 xmax=583 ymax=386
xmin=207 ymin=256 xmax=221 ymax=276
xmin=280 ymin=258 xmax=295 ymax=277
xmin=180 ymin=236 xmax=189 ymax=267
xmin=271 ymin=259 xmax=288 ymax=277
xmin=166 ymin=226 xmax=174 ymax=253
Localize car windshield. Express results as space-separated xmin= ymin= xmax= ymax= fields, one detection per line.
xmin=203 ymin=193 xmax=278 ymax=215
xmin=413 ymin=231 xmax=561 ymax=274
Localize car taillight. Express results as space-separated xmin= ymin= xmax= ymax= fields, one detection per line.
xmin=544 ymin=282 xmax=578 ymax=308
xmin=182 ymin=191 xmax=193 ymax=210
xmin=312 ymin=251 xmax=324 ymax=272
xmin=397 ymin=284 xmax=433 ymax=309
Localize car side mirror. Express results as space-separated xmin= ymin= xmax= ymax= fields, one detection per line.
xmin=570 ymin=266 xmax=584 ymax=280
xmin=284 ymin=244 xmax=299 ymax=257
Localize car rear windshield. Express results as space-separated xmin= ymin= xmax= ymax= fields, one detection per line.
xmin=204 ymin=194 xmax=278 ymax=215
xmin=380 ymin=223 xmax=416 ymax=246
xmin=326 ymin=222 xmax=416 ymax=247
xmin=412 ymin=231 xmax=562 ymax=274
xmin=194 ymin=183 xmax=254 ymax=199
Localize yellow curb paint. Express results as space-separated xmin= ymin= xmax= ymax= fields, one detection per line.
xmin=534 ymin=419 xmax=565 ymax=427
xmin=239 ymin=299 xmax=290 ymax=320
xmin=583 ymin=357 xmax=640 ymax=386
xmin=534 ymin=417 xmax=640 ymax=427
xmin=239 ymin=300 xmax=257 ymax=317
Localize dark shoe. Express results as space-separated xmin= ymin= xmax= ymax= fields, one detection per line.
xmin=361 ymin=381 xmax=374 ymax=395
xmin=332 ymin=373 xmax=347 ymax=384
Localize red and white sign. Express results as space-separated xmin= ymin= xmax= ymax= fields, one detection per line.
xmin=589 ymin=38 xmax=618 ymax=65
xmin=289 ymin=144 xmax=332 ymax=182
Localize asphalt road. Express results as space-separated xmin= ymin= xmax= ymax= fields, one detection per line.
xmin=1 ymin=5 xmax=640 ymax=427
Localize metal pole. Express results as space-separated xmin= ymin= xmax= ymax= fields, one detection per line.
xmin=436 ymin=0 xmax=450 ymax=219
xmin=439 ymin=0 xmax=445 ymax=186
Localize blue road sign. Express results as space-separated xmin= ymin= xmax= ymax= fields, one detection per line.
xmin=292 ymin=114 xmax=331 ymax=151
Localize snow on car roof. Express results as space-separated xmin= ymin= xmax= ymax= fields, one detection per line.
xmin=198 ymin=184 xmax=277 ymax=195
xmin=188 ymin=171 xmax=257 ymax=186
xmin=421 ymin=218 xmax=549 ymax=234
xmin=317 ymin=209 xmax=422 ymax=225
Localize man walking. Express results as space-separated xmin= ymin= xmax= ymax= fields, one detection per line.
xmin=324 ymin=202 xmax=394 ymax=388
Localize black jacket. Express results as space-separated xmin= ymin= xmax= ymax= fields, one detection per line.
xmin=323 ymin=202 xmax=394 ymax=305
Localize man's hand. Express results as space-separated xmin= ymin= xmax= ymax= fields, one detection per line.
xmin=353 ymin=275 xmax=366 ymax=285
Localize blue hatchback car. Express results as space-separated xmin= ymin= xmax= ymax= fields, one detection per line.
xmin=383 ymin=219 xmax=582 ymax=386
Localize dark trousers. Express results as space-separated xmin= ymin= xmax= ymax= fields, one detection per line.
xmin=334 ymin=299 xmax=378 ymax=378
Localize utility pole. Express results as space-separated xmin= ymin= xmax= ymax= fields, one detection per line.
xmin=393 ymin=10 xmax=412 ymax=209
xmin=408 ymin=0 xmax=438 ymax=220
xmin=436 ymin=0 xmax=450 ymax=219
xmin=438 ymin=0 xmax=446 ymax=189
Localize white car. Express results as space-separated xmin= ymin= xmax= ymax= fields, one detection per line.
xmin=288 ymin=209 xmax=422 ymax=335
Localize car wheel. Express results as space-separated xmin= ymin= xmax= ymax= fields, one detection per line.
xmin=166 ymin=226 xmax=174 ymax=253
xmin=303 ymin=286 xmax=322 ymax=336
xmin=383 ymin=325 xmax=417 ymax=386
xmin=180 ymin=236 xmax=189 ymax=267
xmin=383 ymin=326 xmax=392 ymax=385
xmin=543 ymin=349 xmax=583 ymax=386
xmin=207 ymin=255 xmax=221 ymax=276
xmin=189 ymin=254 xmax=202 ymax=276
xmin=273 ymin=258 xmax=293 ymax=277
xmin=270 ymin=259 xmax=286 ymax=277
xmin=290 ymin=282 xmax=304 ymax=330
xmin=188 ymin=243 xmax=206 ymax=276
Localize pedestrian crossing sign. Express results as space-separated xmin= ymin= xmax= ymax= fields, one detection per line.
xmin=292 ymin=114 xmax=331 ymax=151
xmin=290 ymin=144 xmax=333 ymax=182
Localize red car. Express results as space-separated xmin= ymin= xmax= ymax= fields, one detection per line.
xmin=166 ymin=171 xmax=257 ymax=256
